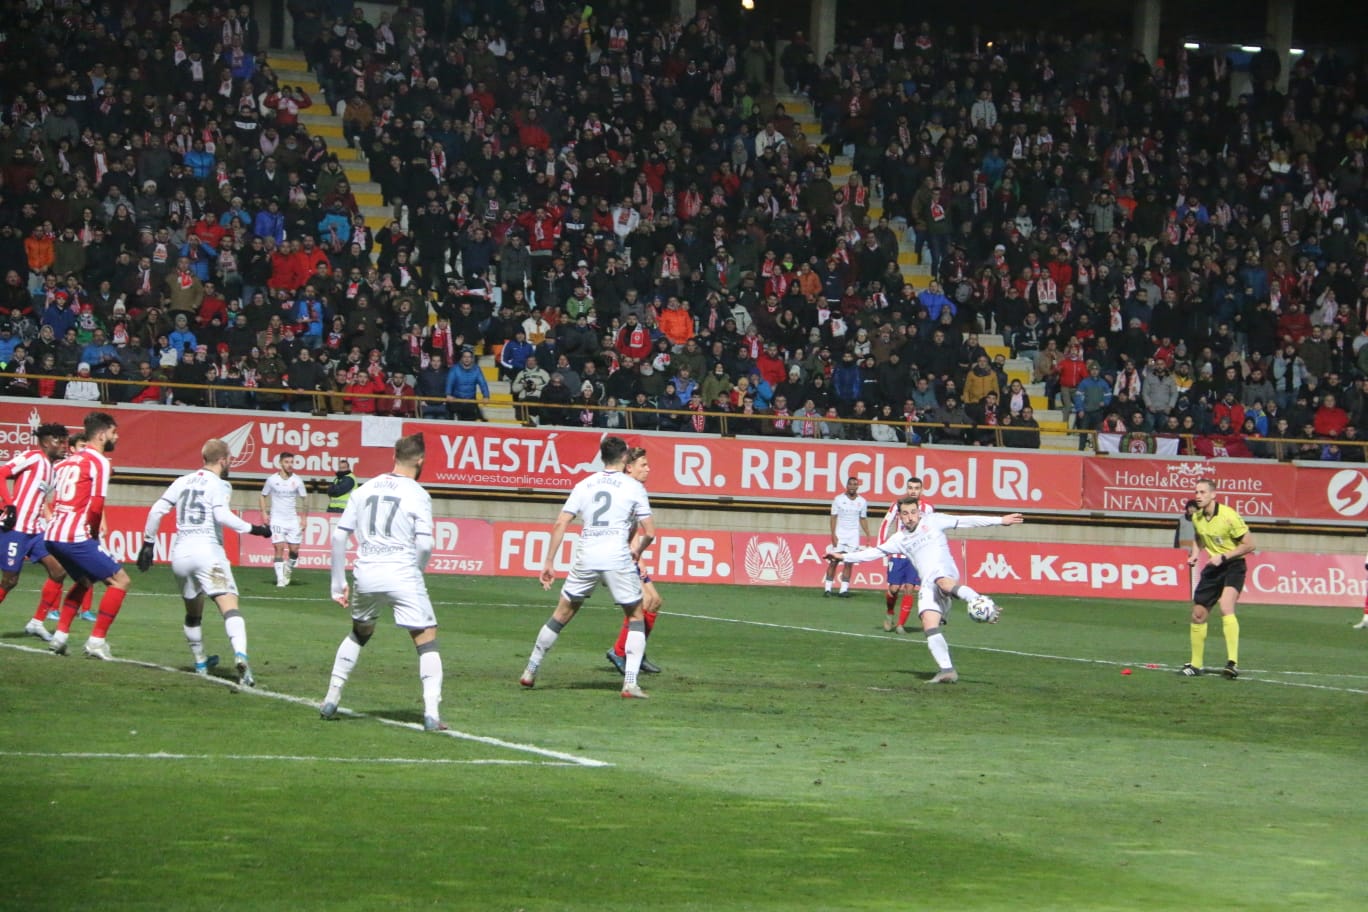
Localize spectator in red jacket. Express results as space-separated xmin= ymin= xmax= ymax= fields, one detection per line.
xmin=1314 ymin=393 xmax=1349 ymax=438
xmin=616 ymin=313 xmax=653 ymax=361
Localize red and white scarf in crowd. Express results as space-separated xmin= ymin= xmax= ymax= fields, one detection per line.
xmin=659 ymin=252 xmax=679 ymax=277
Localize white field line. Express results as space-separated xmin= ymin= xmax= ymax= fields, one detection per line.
xmin=0 ymin=641 xmax=612 ymax=768
xmin=662 ymin=610 xmax=1368 ymax=696
xmin=0 ymin=749 xmax=575 ymax=767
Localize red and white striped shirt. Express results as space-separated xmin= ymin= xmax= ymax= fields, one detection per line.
xmin=0 ymin=448 xmax=55 ymax=534
xmin=878 ymin=498 xmax=934 ymax=548
xmin=46 ymin=449 xmax=111 ymax=543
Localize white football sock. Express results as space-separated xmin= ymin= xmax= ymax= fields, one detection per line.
xmin=418 ymin=647 xmax=442 ymax=719
xmin=527 ymin=618 xmax=564 ymax=671
xmin=839 ymin=580 xmax=850 ymax=593
xmin=623 ymin=623 xmax=646 ymax=687
xmin=952 ymin=584 xmax=981 ymax=603
xmin=823 ymin=580 xmax=833 ymax=592
xmin=273 ymin=561 xmax=284 ymax=585
xmin=184 ymin=621 xmax=205 ymax=662
xmin=925 ymin=630 xmax=953 ymax=670
xmin=329 ymin=633 xmax=364 ymax=691
xmin=223 ymin=611 xmax=247 ymax=658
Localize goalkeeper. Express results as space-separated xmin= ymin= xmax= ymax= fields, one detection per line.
xmin=139 ymin=439 xmax=271 ymax=687
xmin=828 ymin=497 xmax=1024 ymax=684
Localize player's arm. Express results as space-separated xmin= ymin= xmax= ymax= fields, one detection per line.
xmin=212 ymin=501 xmax=269 ymax=536
xmin=329 ymin=497 xmax=359 ymax=605
xmin=296 ymin=483 xmax=308 ymax=523
xmin=0 ymin=458 xmax=18 ymax=529
xmin=85 ymin=459 xmax=107 ymax=538
xmin=1188 ymin=540 xmax=1203 ymax=567
xmin=947 ymin=513 xmax=1025 ymax=530
xmin=539 ymin=509 xmax=575 ymax=589
xmin=631 ymin=515 xmax=656 ymax=562
xmin=1213 ymin=529 xmax=1256 ymax=565
xmin=258 ymin=485 xmax=270 ymax=522
xmin=138 ymin=489 xmax=176 ymax=571
xmin=829 ymin=510 xmax=838 ymax=543
xmin=831 ymin=541 xmax=901 ymax=565
xmin=860 ymin=515 xmax=871 ymax=541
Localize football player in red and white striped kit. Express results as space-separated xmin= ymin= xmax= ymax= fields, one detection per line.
xmin=0 ymin=422 xmax=70 ymax=641
xmin=43 ymin=412 xmax=135 ymax=659
xmin=878 ymin=477 xmax=933 ymax=633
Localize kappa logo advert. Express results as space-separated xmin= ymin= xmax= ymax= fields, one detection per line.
xmin=975 ymin=552 xmax=1021 ymax=580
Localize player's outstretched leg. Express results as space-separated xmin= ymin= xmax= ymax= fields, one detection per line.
xmin=621 ymin=616 xmax=649 ymax=699
xmin=321 ymin=627 xmax=370 ymax=718
xmin=521 ymin=616 xmax=565 ymax=687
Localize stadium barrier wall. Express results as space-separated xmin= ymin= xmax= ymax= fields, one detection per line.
xmin=10 ymin=402 xmax=1368 ymax=528
xmin=103 ymin=505 xmax=1362 ymax=609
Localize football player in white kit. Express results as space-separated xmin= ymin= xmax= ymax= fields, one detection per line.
xmin=829 ymin=497 xmax=1025 ymax=683
xmin=258 ymin=452 xmax=308 ymax=587
xmin=520 ymin=436 xmax=657 ymax=699
xmin=139 ymin=439 xmax=273 ymax=685
xmin=824 ymin=476 xmax=869 ymax=598
xmin=320 ymin=434 xmax=447 ymax=731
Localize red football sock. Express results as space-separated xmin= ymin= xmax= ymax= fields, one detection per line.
xmin=56 ymin=582 xmax=88 ymax=634
xmin=90 ymin=588 xmax=127 ymax=639
xmin=33 ymin=578 xmax=64 ymax=621
xmin=613 ymin=617 xmax=630 ymax=658
xmin=82 ymin=587 xmax=94 ymax=611
xmin=897 ymin=594 xmax=915 ymax=628
xmin=885 ymin=590 xmax=895 ymax=612
xmin=643 ymin=610 xmax=657 ymax=636
xmin=0 ymin=587 xmax=7 ymax=605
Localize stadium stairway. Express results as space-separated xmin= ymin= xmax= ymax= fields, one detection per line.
xmin=775 ymin=94 xmax=1070 ymax=447
xmin=265 ymin=51 xmax=395 ymax=238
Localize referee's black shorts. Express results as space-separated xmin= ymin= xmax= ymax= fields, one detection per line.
xmin=1193 ymin=557 xmax=1247 ymax=608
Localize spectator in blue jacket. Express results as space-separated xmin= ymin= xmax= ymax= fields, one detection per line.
xmin=831 ymin=351 xmax=861 ymax=405
xmin=253 ymin=201 xmax=286 ymax=244
xmin=497 ymin=329 xmax=533 ymax=381
xmin=445 ymin=348 xmax=491 ymax=421
xmin=917 ymin=281 xmax=954 ymax=323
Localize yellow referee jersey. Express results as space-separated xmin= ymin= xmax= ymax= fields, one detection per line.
xmin=1192 ymin=503 xmax=1249 ymax=558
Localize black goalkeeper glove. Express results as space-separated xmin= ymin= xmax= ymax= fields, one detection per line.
xmin=249 ymin=524 xmax=272 ymax=537
xmin=136 ymin=540 xmax=155 ymax=573
xmin=0 ymin=504 xmax=16 ymax=532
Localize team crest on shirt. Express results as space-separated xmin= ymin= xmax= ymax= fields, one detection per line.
xmin=743 ymin=537 xmax=795 ymax=584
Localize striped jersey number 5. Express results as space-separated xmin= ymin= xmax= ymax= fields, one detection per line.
xmin=589 ymin=490 xmax=613 ymax=526
xmin=363 ymin=495 xmax=401 ymax=536
xmin=53 ymin=464 xmax=80 ymax=502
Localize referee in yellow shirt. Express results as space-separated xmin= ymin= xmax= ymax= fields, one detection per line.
xmin=1184 ymin=478 xmax=1256 ymax=678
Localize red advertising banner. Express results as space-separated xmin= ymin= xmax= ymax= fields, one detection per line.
xmin=7 ymin=401 xmax=1366 ymax=528
xmin=963 ymin=539 xmax=1365 ymax=608
xmin=0 ymin=401 xmax=378 ymax=479
xmin=409 ymin=420 xmax=1084 ymax=511
xmin=1291 ymin=463 xmax=1368 ymax=524
xmin=1081 ymin=456 xmax=1289 ymax=518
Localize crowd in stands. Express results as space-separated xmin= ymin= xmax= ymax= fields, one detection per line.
xmin=0 ymin=0 xmax=1366 ymax=459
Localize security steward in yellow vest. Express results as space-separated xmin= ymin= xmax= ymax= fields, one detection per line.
xmin=326 ymin=466 xmax=357 ymax=514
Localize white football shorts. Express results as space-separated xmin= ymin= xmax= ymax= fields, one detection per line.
xmin=171 ymin=546 xmax=239 ymax=600
xmin=270 ymin=521 xmax=303 ymax=545
xmin=349 ymin=567 xmax=436 ymax=630
xmin=561 ymin=563 xmax=643 ymax=606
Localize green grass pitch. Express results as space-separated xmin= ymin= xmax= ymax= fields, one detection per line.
xmin=1 ymin=570 xmax=1365 ymax=911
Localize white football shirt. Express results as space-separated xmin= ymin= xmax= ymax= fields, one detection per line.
xmin=560 ymin=470 xmax=651 ymax=571
xmin=152 ymin=469 xmax=252 ymax=550
xmin=261 ymin=471 xmax=307 ymax=525
xmin=830 ymin=493 xmax=868 ymax=539
xmin=858 ymin=513 xmax=1004 ymax=576
xmin=337 ymin=473 xmax=432 ymax=569
xmin=878 ymin=498 xmax=933 ymax=544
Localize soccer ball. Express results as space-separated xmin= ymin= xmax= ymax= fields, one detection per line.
xmin=967 ymin=596 xmax=1000 ymax=624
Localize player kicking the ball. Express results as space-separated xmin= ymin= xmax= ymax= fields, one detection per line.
xmin=828 ymin=497 xmax=1024 ymax=683
xmin=520 ymin=436 xmax=656 ymax=699
xmin=139 ymin=439 xmax=273 ymax=685
xmin=0 ymin=422 xmax=70 ymax=641
xmin=321 ymin=434 xmax=447 ymax=731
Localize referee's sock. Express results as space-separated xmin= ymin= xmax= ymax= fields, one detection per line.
xmin=1190 ymin=621 xmax=1207 ymax=669
xmin=1222 ymin=614 xmax=1239 ymax=665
